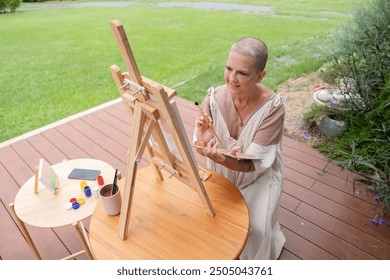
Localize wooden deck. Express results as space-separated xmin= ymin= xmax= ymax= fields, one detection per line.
xmin=1 ymin=96 xmax=389 ymax=260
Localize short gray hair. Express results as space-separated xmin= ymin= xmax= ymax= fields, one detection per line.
xmin=230 ymin=37 xmax=268 ymax=73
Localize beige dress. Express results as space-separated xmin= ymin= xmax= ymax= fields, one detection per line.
xmin=194 ymin=85 xmax=286 ymax=260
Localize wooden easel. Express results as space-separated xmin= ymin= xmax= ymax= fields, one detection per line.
xmin=109 ymin=19 xmax=215 ymax=240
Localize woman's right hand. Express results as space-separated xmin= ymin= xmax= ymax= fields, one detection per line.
xmin=195 ymin=114 xmax=215 ymax=145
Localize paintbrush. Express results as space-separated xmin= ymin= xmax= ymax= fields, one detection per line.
xmin=111 ymin=169 xmax=118 ymax=195
xmin=194 ymin=102 xmax=222 ymax=144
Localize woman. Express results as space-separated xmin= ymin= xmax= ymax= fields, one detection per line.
xmin=194 ymin=37 xmax=286 ymax=259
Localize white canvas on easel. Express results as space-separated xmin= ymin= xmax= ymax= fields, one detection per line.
xmin=146 ymin=96 xmax=198 ymax=166
xmin=109 ymin=19 xmax=215 ymax=240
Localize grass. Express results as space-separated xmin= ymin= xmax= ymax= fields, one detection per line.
xmin=0 ymin=0 xmax=358 ymax=142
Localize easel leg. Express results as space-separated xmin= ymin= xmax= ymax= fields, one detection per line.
xmin=119 ymin=102 xmax=145 ymax=240
xmin=9 ymin=203 xmax=42 ymax=260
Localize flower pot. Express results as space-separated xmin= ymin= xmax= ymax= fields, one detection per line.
xmin=319 ymin=115 xmax=347 ymax=137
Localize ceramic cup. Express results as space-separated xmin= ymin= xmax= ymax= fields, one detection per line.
xmin=99 ymin=184 xmax=121 ymax=215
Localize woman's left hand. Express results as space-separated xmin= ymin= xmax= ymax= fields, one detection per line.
xmin=198 ymin=139 xmax=226 ymax=164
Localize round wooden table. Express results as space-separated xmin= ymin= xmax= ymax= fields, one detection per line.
xmin=14 ymin=158 xmax=115 ymax=228
xmin=89 ymin=166 xmax=249 ymax=260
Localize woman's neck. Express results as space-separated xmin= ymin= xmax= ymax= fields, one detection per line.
xmin=231 ymin=84 xmax=270 ymax=108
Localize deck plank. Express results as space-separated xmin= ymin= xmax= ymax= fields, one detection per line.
xmin=41 ymin=128 xmax=91 ymax=160
xmin=279 ymin=207 xmax=377 ymax=260
xmin=281 ymin=227 xmax=338 ymax=260
xmin=0 ymin=145 xmax=35 ymax=187
xmin=0 ymin=159 xmax=23 ymax=206
xmin=55 ymin=123 xmax=126 ymax=171
xmin=283 ymin=154 xmax=355 ymax=194
xmin=0 ymin=200 xmax=35 ymax=260
xmin=284 ymin=179 xmax=390 ymax=245
xmin=27 ymin=134 xmax=67 ymax=165
xmin=282 ymin=145 xmax=328 ymax=170
xmin=295 ymin=203 xmax=390 ymax=259
xmin=284 ymin=166 xmax=315 ymax=189
xmin=311 ymin=180 xmax=378 ymax=218
xmin=281 ymin=136 xmax=325 ymax=158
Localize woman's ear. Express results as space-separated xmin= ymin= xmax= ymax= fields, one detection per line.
xmin=256 ymin=70 xmax=266 ymax=83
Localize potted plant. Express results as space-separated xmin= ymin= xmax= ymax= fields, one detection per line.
xmin=303 ymin=101 xmax=348 ymax=138
xmin=318 ymin=97 xmax=348 ymax=137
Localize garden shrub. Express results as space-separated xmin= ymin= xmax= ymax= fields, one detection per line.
xmin=0 ymin=0 xmax=20 ymax=12
xmin=314 ymin=0 xmax=390 ymax=215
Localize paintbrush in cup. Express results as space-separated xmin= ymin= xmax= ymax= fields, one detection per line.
xmin=194 ymin=102 xmax=222 ymax=144
xmin=111 ymin=169 xmax=118 ymax=195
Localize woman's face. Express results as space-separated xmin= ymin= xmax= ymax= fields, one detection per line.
xmin=224 ymin=51 xmax=265 ymax=95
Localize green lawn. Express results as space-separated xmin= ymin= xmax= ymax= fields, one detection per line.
xmin=0 ymin=0 xmax=359 ymax=142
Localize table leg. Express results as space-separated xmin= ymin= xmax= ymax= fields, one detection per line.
xmin=9 ymin=203 xmax=42 ymax=260
xmin=73 ymin=220 xmax=95 ymax=260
